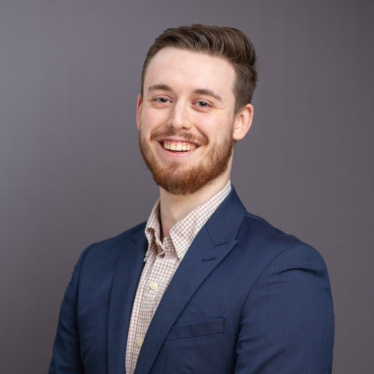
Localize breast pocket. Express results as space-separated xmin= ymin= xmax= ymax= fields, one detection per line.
xmin=165 ymin=317 xmax=225 ymax=341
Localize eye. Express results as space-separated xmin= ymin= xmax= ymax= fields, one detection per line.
xmin=153 ymin=97 xmax=170 ymax=103
xmin=194 ymin=100 xmax=212 ymax=109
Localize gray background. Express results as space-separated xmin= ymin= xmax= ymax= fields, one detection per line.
xmin=1 ymin=0 xmax=373 ymax=372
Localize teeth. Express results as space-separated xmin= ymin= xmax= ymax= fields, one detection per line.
xmin=163 ymin=142 xmax=196 ymax=152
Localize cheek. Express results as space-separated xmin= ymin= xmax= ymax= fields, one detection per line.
xmin=193 ymin=114 xmax=219 ymax=132
xmin=141 ymin=110 xmax=168 ymax=134
xmin=196 ymin=116 xmax=233 ymax=141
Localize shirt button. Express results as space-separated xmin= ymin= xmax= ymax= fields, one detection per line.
xmin=149 ymin=281 xmax=159 ymax=290
xmin=136 ymin=337 xmax=144 ymax=348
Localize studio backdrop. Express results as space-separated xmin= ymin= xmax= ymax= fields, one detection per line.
xmin=0 ymin=1 xmax=373 ymax=373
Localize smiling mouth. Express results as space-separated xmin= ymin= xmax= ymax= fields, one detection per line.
xmin=160 ymin=140 xmax=198 ymax=152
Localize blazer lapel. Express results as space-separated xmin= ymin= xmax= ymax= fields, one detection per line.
xmin=134 ymin=188 xmax=247 ymax=374
xmin=107 ymin=228 xmax=148 ymax=374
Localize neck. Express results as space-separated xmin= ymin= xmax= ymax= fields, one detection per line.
xmin=159 ymin=166 xmax=231 ymax=238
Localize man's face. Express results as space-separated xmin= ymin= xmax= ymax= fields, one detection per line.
xmin=137 ymin=47 xmax=242 ymax=195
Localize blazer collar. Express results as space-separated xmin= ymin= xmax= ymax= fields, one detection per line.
xmin=205 ymin=186 xmax=247 ymax=245
xmin=107 ymin=227 xmax=148 ymax=374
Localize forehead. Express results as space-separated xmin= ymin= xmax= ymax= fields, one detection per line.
xmin=144 ymin=47 xmax=236 ymax=101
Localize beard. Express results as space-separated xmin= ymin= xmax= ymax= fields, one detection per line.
xmin=139 ymin=127 xmax=234 ymax=195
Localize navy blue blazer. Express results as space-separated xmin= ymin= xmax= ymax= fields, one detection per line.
xmin=49 ymin=188 xmax=334 ymax=373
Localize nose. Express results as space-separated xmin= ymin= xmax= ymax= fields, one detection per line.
xmin=167 ymin=101 xmax=192 ymax=130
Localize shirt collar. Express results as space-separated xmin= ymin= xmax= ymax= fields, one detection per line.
xmin=144 ymin=181 xmax=232 ymax=261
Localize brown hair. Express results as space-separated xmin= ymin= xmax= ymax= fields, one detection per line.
xmin=141 ymin=24 xmax=258 ymax=113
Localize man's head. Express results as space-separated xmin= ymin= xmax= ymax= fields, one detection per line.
xmin=141 ymin=24 xmax=258 ymax=114
xmin=137 ymin=25 xmax=258 ymax=195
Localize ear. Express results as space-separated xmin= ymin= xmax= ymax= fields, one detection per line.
xmin=136 ymin=94 xmax=143 ymax=131
xmin=232 ymin=104 xmax=254 ymax=141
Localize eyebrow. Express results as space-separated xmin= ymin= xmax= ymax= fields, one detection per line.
xmin=148 ymin=84 xmax=172 ymax=92
xmin=147 ymin=85 xmax=222 ymax=102
xmin=193 ymin=88 xmax=222 ymax=102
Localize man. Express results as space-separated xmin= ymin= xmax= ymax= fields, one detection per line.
xmin=49 ymin=25 xmax=334 ymax=374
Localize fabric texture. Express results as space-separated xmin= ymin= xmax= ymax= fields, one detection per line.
xmin=49 ymin=187 xmax=334 ymax=374
xmin=126 ymin=181 xmax=231 ymax=373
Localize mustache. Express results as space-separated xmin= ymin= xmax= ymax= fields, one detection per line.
xmin=150 ymin=128 xmax=208 ymax=145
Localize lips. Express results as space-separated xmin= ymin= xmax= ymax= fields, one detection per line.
xmin=151 ymin=129 xmax=207 ymax=153
xmin=162 ymin=140 xmax=197 ymax=152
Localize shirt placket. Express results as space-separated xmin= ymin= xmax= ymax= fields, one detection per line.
xmin=128 ymin=252 xmax=154 ymax=372
xmin=132 ymin=241 xmax=168 ymax=370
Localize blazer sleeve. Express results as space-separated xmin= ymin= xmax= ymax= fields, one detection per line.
xmin=49 ymin=244 xmax=94 ymax=374
xmin=234 ymin=244 xmax=334 ymax=374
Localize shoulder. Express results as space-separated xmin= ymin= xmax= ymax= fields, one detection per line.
xmin=237 ymin=210 xmax=328 ymax=274
xmin=78 ymin=221 xmax=147 ymax=266
xmin=220 ymin=188 xmax=324 ymax=265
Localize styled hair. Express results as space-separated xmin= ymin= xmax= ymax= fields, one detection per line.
xmin=141 ymin=24 xmax=258 ymax=113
